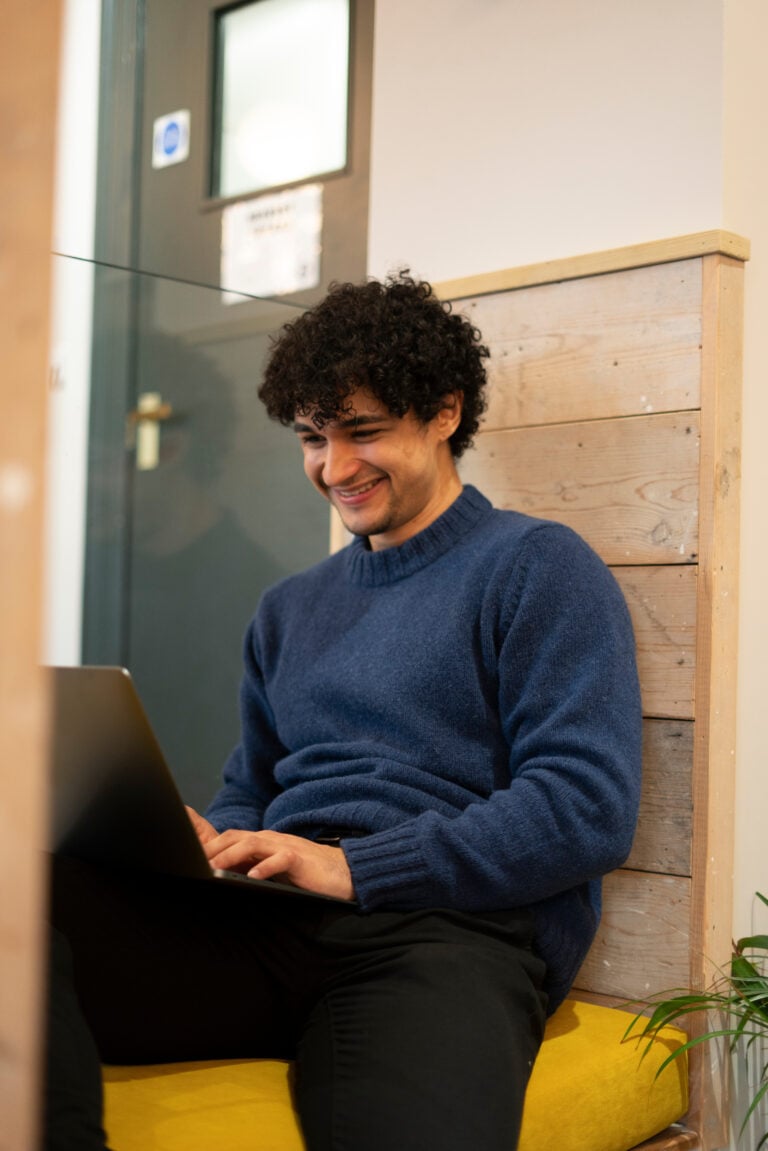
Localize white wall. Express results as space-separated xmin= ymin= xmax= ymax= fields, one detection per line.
xmin=722 ymin=0 xmax=768 ymax=943
xmin=368 ymin=0 xmax=765 ymax=946
xmin=46 ymin=0 xmax=101 ymax=664
xmin=368 ymin=0 xmax=724 ymax=281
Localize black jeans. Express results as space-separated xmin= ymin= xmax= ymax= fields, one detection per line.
xmin=47 ymin=855 xmax=547 ymax=1151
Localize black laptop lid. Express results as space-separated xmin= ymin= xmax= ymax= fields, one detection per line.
xmin=48 ymin=665 xmax=211 ymax=880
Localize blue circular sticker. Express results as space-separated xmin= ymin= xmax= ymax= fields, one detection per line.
xmin=163 ymin=121 xmax=180 ymax=156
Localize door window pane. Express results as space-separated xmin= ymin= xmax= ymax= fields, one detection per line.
xmin=213 ymin=0 xmax=350 ymax=198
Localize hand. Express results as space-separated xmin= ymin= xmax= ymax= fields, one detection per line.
xmin=185 ymin=805 xmax=219 ymax=847
xmin=200 ymin=828 xmax=355 ymax=902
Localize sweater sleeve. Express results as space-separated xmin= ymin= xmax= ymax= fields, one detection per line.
xmin=343 ymin=525 xmax=643 ymax=913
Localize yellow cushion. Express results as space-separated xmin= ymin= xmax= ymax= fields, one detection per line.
xmin=103 ymin=1059 xmax=305 ymax=1151
xmin=518 ymin=1000 xmax=688 ymax=1151
xmin=102 ymin=999 xmax=687 ymax=1151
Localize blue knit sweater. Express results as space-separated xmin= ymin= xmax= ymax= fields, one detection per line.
xmin=206 ymin=485 xmax=642 ymax=1010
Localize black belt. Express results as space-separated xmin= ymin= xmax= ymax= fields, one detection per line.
xmin=311 ymin=827 xmax=369 ymax=846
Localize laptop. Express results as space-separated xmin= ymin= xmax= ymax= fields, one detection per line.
xmin=48 ymin=664 xmax=350 ymax=903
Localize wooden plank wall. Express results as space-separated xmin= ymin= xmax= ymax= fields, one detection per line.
xmin=444 ymin=245 xmax=744 ymax=1020
xmin=443 ymin=239 xmax=745 ymax=1147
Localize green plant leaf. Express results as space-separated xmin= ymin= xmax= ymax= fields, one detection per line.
xmin=628 ymin=891 xmax=768 ymax=1147
xmin=737 ymin=933 xmax=768 ymax=951
xmin=624 ymin=998 xmax=728 ymax=1048
xmin=733 ymin=954 xmax=761 ymax=977
xmin=647 ymin=1028 xmax=751 ymax=1080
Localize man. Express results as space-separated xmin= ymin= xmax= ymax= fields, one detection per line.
xmin=48 ymin=273 xmax=642 ymax=1151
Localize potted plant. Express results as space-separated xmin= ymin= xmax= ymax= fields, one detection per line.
xmin=627 ymin=892 xmax=768 ymax=1149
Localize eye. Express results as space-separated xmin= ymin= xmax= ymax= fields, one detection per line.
xmin=299 ymin=433 xmax=325 ymax=447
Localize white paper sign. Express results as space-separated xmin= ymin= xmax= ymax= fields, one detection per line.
xmin=152 ymin=109 xmax=191 ymax=169
xmin=220 ymin=183 xmax=322 ymax=301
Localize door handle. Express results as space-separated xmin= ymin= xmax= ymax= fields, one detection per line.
xmin=127 ymin=392 xmax=174 ymax=470
xmin=126 ymin=394 xmax=174 ymax=424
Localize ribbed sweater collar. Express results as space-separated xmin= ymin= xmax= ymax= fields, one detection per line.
xmin=344 ymin=484 xmax=493 ymax=587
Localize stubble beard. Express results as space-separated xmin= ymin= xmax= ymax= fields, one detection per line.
xmin=333 ymin=486 xmax=399 ymax=541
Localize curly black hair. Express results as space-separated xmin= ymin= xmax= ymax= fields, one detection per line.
xmin=258 ymin=272 xmax=490 ymax=458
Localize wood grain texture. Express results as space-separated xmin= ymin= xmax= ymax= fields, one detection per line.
xmin=459 ymin=412 xmax=700 ymax=565
xmin=629 ymin=720 xmax=693 ymax=876
xmin=686 ymin=257 xmax=744 ymax=1151
xmin=459 ymin=260 xmax=702 ymax=430
xmin=689 ymin=255 xmax=743 ymax=980
xmin=435 ymin=229 xmax=749 ymax=301
xmin=575 ymin=871 xmax=691 ymax=1000
xmin=631 ymin=1131 xmax=700 ymax=1151
xmin=0 ymin=5 xmax=61 ymax=1148
xmin=616 ymin=567 xmax=697 ymax=720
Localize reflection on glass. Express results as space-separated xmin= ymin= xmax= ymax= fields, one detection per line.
xmin=48 ymin=254 xmax=330 ymax=809
xmin=213 ymin=0 xmax=350 ymax=199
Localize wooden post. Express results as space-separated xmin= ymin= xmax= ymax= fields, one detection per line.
xmin=0 ymin=3 xmax=62 ymax=1148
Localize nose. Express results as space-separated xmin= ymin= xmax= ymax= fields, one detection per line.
xmin=320 ymin=439 xmax=359 ymax=488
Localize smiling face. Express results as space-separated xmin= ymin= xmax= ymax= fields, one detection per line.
xmin=294 ymin=386 xmax=464 ymax=550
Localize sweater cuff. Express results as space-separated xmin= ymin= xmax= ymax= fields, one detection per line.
xmin=342 ymin=822 xmax=432 ymax=911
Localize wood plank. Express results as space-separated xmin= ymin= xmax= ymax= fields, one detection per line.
xmin=0 ymin=4 xmax=61 ymax=1148
xmin=631 ymin=1130 xmax=700 ymax=1151
xmin=685 ymin=255 xmax=743 ymax=1151
xmin=616 ymin=567 xmax=697 ymax=721
xmin=689 ymin=254 xmax=743 ymax=982
xmin=574 ymin=871 xmax=691 ymax=1000
xmin=435 ymin=229 xmax=749 ymax=301
xmin=628 ymin=720 xmax=693 ymax=876
xmin=461 ymin=260 xmax=702 ymax=429
xmin=459 ymin=412 xmax=700 ymax=565
xmin=568 ymin=988 xmax=629 ymax=1010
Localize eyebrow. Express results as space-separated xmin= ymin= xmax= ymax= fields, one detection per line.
xmin=293 ymin=414 xmax=388 ymax=434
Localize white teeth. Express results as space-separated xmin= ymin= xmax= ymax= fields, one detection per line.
xmin=339 ymin=479 xmax=379 ymax=497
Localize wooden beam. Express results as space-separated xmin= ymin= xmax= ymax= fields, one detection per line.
xmin=631 ymin=1130 xmax=700 ymax=1151
xmin=686 ymin=254 xmax=744 ymax=1149
xmin=435 ymin=230 xmax=749 ymax=301
xmin=0 ymin=3 xmax=62 ymax=1148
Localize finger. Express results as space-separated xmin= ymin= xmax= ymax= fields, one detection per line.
xmin=200 ymin=828 xmax=245 ymax=860
xmin=185 ymin=806 xmax=218 ymax=845
xmin=204 ymin=828 xmax=294 ymax=862
xmin=207 ymin=834 xmax=271 ymax=873
xmin=247 ymin=848 xmax=296 ymax=881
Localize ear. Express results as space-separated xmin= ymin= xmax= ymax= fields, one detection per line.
xmin=434 ymin=392 xmax=463 ymax=442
